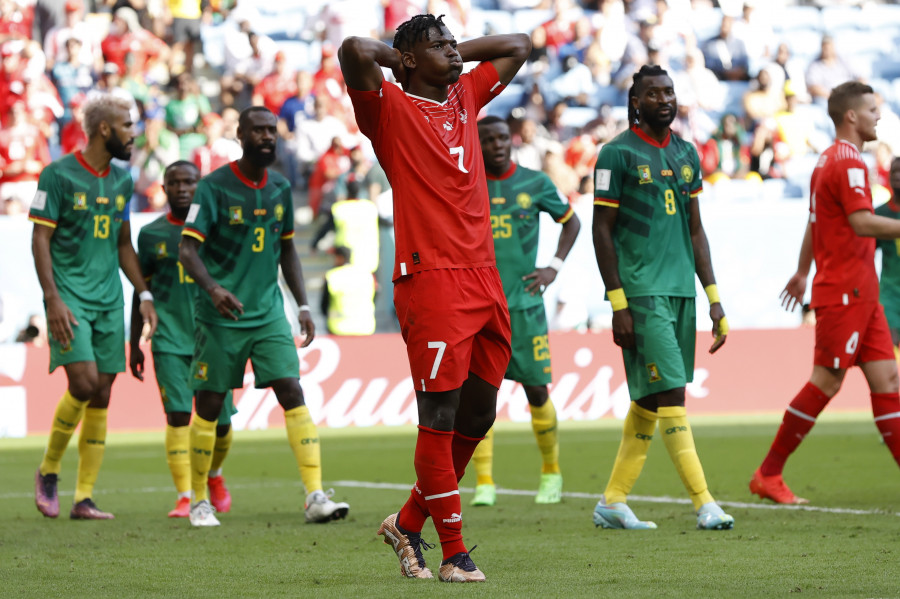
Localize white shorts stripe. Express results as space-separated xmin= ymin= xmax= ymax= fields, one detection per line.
xmin=874 ymin=411 xmax=900 ymax=422
xmin=786 ymin=406 xmax=818 ymax=423
xmin=424 ymin=489 xmax=460 ymax=501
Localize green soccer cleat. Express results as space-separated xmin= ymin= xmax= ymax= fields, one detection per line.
xmin=696 ymin=502 xmax=735 ymax=530
xmin=593 ymin=496 xmax=657 ymax=530
xmin=470 ymin=484 xmax=496 ymax=507
xmin=535 ymin=473 xmax=563 ymax=504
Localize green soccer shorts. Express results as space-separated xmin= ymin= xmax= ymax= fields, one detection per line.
xmin=190 ymin=317 xmax=300 ymax=392
xmin=621 ymin=296 xmax=696 ymax=401
xmin=152 ymin=352 xmax=236 ymax=425
xmin=48 ymin=303 xmax=125 ymax=374
xmin=505 ymin=304 xmax=552 ymax=386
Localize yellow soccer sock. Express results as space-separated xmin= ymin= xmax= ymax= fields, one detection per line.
xmin=603 ymin=403 xmax=658 ymax=505
xmin=471 ymin=426 xmax=495 ymax=486
xmin=40 ymin=390 xmax=87 ymax=475
xmin=74 ymin=408 xmax=107 ymax=503
xmin=210 ymin=426 xmax=233 ymax=473
xmin=658 ymin=406 xmax=714 ymax=510
xmin=285 ymin=406 xmax=322 ymax=494
xmin=530 ymin=399 xmax=560 ymax=474
xmin=190 ymin=415 xmax=217 ymax=502
xmin=165 ymin=424 xmax=191 ymax=495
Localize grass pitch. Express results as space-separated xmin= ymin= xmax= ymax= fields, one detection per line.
xmin=2 ymin=413 xmax=899 ymax=598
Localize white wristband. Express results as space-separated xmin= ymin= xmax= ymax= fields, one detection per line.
xmin=139 ymin=290 xmax=154 ymax=302
xmin=548 ymin=257 xmax=565 ymax=272
xmin=298 ymin=305 xmax=311 ymax=312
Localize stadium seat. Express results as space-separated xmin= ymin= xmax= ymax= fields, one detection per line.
xmin=773 ymin=5 xmax=823 ymax=34
xmin=274 ymin=41 xmax=315 ymax=73
xmin=559 ymin=106 xmax=597 ymax=129
xmin=512 ymin=9 xmax=554 ymax=35
xmin=485 ymin=82 xmax=525 ymax=118
xmin=821 ymin=5 xmax=866 ymax=33
xmin=468 ymin=9 xmax=515 ymax=36
xmin=691 ymin=7 xmax=723 ymax=45
xmin=781 ymin=29 xmax=822 ymax=65
xmin=720 ymin=80 xmax=751 ymax=116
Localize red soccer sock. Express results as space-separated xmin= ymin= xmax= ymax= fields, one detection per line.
xmin=871 ymin=392 xmax=900 ymax=466
xmin=397 ymin=482 xmax=429 ymax=533
xmin=760 ymin=382 xmax=831 ymax=476
xmin=399 ymin=426 xmax=466 ymax=559
xmin=451 ymin=430 xmax=483 ymax=482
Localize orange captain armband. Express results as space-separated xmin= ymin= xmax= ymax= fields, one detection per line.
xmin=607 ymin=288 xmax=628 ymax=311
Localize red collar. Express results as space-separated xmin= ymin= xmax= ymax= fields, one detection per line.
xmin=631 ymin=125 xmax=671 ymax=148
xmin=166 ymin=213 xmax=185 ymax=225
xmin=486 ymin=162 xmax=517 ymax=181
xmin=229 ymin=160 xmax=268 ymax=189
xmin=75 ymin=151 xmax=110 ymax=177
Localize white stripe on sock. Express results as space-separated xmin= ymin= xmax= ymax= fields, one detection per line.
xmin=786 ymin=406 xmax=817 ymax=423
xmin=424 ymin=489 xmax=460 ymax=501
xmin=874 ymin=411 xmax=900 ymax=422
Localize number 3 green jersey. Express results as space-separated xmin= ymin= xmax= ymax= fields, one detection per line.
xmin=183 ymin=162 xmax=294 ymax=328
xmin=593 ymin=126 xmax=702 ymax=298
xmin=28 ymin=152 xmax=134 ymax=310
xmin=487 ymin=163 xmax=574 ymax=311
xmin=138 ymin=214 xmax=197 ymax=354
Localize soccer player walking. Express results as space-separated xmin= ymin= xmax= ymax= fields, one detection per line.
xmin=592 ymin=65 xmax=734 ymax=531
xmin=469 ymin=116 xmax=580 ymax=507
xmin=751 ymin=82 xmax=900 ymax=504
xmin=129 ymin=161 xmax=237 ymax=518
xmin=179 ymin=107 xmax=349 ymax=527
xmin=31 ymin=92 xmax=158 ymax=520
xmin=339 ymin=15 xmax=529 ymax=582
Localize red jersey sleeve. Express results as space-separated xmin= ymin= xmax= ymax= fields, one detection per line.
xmin=833 ymin=154 xmax=874 ymax=216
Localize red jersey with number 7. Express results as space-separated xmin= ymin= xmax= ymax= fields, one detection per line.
xmin=809 ymin=139 xmax=879 ymax=308
xmin=348 ymin=62 xmax=506 ymax=281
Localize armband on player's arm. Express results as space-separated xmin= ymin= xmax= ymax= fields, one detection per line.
xmin=704 ymin=284 xmax=721 ymax=305
xmin=607 ymin=288 xmax=628 ymax=312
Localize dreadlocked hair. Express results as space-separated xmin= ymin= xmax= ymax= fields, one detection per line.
xmin=393 ymin=14 xmax=446 ymax=53
xmin=627 ymin=64 xmax=669 ymax=125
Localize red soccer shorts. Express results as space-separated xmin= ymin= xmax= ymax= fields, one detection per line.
xmin=814 ymin=301 xmax=894 ymax=369
xmin=394 ymin=266 xmax=512 ymax=393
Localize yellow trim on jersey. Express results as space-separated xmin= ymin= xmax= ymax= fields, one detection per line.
xmin=182 ymin=228 xmax=206 ymax=242
xmin=594 ymin=199 xmax=620 ymax=208
xmin=29 ymin=215 xmax=57 ymax=228
xmin=556 ymin=206 xmax=575 ymax=224
xmin=280 ymin=232 xmax=295 ymax=240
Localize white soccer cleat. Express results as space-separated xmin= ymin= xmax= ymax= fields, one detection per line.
xmin=696 ymin=501 xmax=735 ymax=530
xmin=189 ymin=499 xmax=220 ymax=527
xmin=593 ymin=495 xmax=657 ymax=530
xmin=304 ymin=489 xmax=350 ymax=523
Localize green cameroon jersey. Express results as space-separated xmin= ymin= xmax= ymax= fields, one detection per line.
xmin=487 ymin=163 xmax=575 ymax=311
xmin=183 ymin=162 xmax=294 ymax=328
xmin=137 ymin=214 xmax=197 ymax=354
xmin=875 ymin=199 xmax=900 ymax=319
xmin=593 ymin=126 xmax=703 ymax=298
xmin=28 ymin=151 xmax=135 ymax=310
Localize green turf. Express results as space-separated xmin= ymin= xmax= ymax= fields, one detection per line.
xmin=2 ymin=413 xmax=899 ymax=598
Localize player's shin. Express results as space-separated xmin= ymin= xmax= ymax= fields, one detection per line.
xmin=40 ymin=390 xmax=87 ymax=475
xmin=658 ymin=406 xmax=713 ymax=509
xmin=760 ymin=382 xmax=830 ymax=476
xmin=470 ymin=428 xmax=494 ymax=485
xmin=285 ymin=406 xmax=322 ymax=494
xmin=165 ymin=424 xmax=191 ymax=495
xmin=604 ymin=403 xmax=657 ymax=504
xmin=872 ymin=392 xmax=900 ymax=465
xmin=211 ymin=425 xmax=233 ymax=473
xmin=531 ymin=399 xmax=560 ymax=474
xmin=413 ymin=426 xmax=466 ymax=559
xmin=190 ymin=415 xmax=217 ymax=501
xmin=74 ymin=407 xmax=108 ymax=502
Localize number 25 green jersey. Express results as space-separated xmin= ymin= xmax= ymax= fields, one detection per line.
xmin=593 ymin=126 xmax=702 ymax=298
xmin=28 ymin=151 xmax=134 ymax=310
xmin=183 ymin=162 xmax=294 ymax=328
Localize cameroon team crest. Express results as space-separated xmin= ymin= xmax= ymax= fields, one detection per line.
xmin=155 ymin=241 xmax=167 ymax=258
xmin=73 ymin=192 xmax=87 ymax=210
xmin=646 ymin=362 xmax=661 ymax=383
xmin=637 ymin=165 xmax=653 ymax=184
xmin=116 ymin=195 xmax=126 ymax=211
xmin=516 ymin=193 xmax=532 ymax=209
xmin=681 ymin=165 xmax=694 ymax=183
xmin=229 ymin=206 xmax=243 ymax=224
xmin=275 ymin=203 xmax=284 ymax=221
xmin=194 ymin=362 xmax=209 ymax=381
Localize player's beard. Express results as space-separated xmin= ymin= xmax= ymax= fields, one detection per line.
xmin=106 ymin=133 xmax=132 ymax=160
xmin=244 ymin=142 xmax=277 ymax=168
xmin=643 ymin=105 xmax=677 ymax=130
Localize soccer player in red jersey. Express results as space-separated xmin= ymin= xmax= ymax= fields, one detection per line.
xmin=339 ymin=14 xmax=530 ymax=583
xmin=751 ymin=81 xmax=900 ymax=504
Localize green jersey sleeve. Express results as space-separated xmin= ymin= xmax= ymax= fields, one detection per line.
xmin=29 ymin=167 xmax=63 ymax=226
xmin=535 ymin=173 xmax=573 ymax=222
xmin=183 ymin=178 xmax=218 ymax=242
xmin=593 ymin=143 xmax=627 ymax=207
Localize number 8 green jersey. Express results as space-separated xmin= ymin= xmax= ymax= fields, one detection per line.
xmin=183 ymin=162 xmax=294 ymax=328
xmin=28 ymin=152 xmax=134 ymax=310
xmin=593 ymin=126 xmax=702 ymax=298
